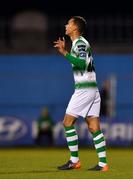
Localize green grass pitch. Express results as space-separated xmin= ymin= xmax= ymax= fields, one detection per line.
xmin=0 ymin=147 xmax=133 ymax=179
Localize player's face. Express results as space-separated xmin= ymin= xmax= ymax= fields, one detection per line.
xmin=65 ymin=19 xmax=77 ymax=36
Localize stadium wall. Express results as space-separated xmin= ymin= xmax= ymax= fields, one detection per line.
xmin=0 ymin=55 xmax=133 ymax=146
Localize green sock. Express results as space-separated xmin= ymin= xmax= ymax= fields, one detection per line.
xmin=92 ymin=130 xmax=107 ymax=167
xmin=65 ymin=125 xmax=79 ymax=163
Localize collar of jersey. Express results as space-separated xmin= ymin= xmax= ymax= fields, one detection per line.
xmin=72 ymin=36 xmax=83 ymax=46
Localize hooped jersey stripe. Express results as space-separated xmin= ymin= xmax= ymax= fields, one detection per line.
xmin=65 ymin=36 xmax=97 ymax=89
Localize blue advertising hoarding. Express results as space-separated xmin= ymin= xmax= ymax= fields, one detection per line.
xmin=0 ymin=115 xmax=133 ymax=147
xmin=0 ymin=55 xmax=133 ymax=146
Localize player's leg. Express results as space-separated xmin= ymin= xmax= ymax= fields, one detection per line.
xmin=63 ymin=114 xmax=79 ymax=163
xmin=85 ymin=91 xmax=109 ymax=171
xmin=58 ymin=89 xmax=95 ymax=170
xmin=58 ymin=114 xmax=81 ymax=170
xmin=86 ymin=116 xmax=108 ymax=171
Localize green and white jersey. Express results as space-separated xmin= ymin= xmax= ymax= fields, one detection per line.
xmin=65 ymin=36 xmax=97 ymax=89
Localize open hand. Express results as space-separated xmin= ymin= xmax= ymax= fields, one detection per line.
xmin=54 ymin=37 xmax=68 ymax=56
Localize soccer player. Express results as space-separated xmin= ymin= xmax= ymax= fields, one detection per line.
xmin=54 ymin=16 xmax=109 ymax=171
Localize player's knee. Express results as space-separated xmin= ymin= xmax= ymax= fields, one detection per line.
xmin=63 ymin=120 xmax=73 ymax=127
xmin=63 ymin=117 xmax=74 ymax=127
xmin=86 ymin=116 xmax=100 ymax=133
xmin=88 ymin=126 xmax=96 ymax=133
xmin=63 ymin=114 xmax=75 ymax=127
xmin=89 ymin=126 xmax=100 ymax=133
xmin=88 ymin=123 xmax=100 ymax=133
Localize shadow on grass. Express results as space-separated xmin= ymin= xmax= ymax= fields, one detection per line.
xmin=0 ymin=169 xmax=60 ymax=174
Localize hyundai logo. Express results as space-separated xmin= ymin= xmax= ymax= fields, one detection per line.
xmin=0 ymin=116 xmax=27 ymax=141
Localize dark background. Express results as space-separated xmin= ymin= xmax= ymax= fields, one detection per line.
xmin=0 ymin=0 xmax=132 ymax=54
xmin=1 ymin=0 xmax=132 ymax=17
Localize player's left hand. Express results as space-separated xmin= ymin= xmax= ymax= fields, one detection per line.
xmin=54 ymin=37 xmax=68 ymax=56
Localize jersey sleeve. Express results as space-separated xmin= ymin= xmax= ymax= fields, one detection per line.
xmin=65 ymin=53 xmax=86 ymax=69
xmin=65 ymin=40 xmax=87 ymax=69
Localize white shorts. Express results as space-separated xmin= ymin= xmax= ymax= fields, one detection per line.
xmin=66 ymin=88 xmax=101 ymax=118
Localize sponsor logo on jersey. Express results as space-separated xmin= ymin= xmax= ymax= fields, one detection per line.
xmin=79 ymin=52 xmax=86 ymax=58
xmin=77 ymin=45 xmax=86 ymax=48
